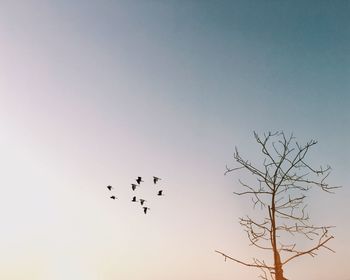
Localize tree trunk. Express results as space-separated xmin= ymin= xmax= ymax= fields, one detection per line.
xmin=274 ymin=250 xmax=286 ymax=280
xmin=270 ymin=200 xmax=286 ymax=280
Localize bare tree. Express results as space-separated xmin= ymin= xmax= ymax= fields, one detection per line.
xmin=216 ymin=131 xmax=340 ymax=280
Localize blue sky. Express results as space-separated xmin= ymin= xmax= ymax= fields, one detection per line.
xmin=0 ymin=1 xmax=349 ymax=279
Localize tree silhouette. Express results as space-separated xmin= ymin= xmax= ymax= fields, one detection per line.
xmin=216 ymin=131 xmax=340 ymax=280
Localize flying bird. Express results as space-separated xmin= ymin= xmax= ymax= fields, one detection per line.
xmin=157 ymin=190 xmax=163 ymax=196
xmin=153 ymin=176 xmax=161 ymax=184
xmin=110 ymin=196 xmax=117 ymax=200
xmin=143 ymin=207 xmax=150 ymax=214
xmin=140 ymin=199 xmax=146 ymax=206
xmin=136 ymin=177 xmax=144 ymax=184
xmin=131 ymin=184 xmax=138 ymax=191
xmin=132 ymin=196 xmax=138 ymax=202
xmin=107 ymin=185 xmax=113 ymax=191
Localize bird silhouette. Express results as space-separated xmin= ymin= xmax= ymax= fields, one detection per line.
xmin=140 ymin=199 xmax=146 ymax=206
xmin=153 ymin=176 xmax=161 ymax=184
xmin=107 ymin=185 xmax=113 ymax=191
xmin=136 ymin=177 xmax=144 ymax=184
xmin=131 ymin=184 xmax=138 ymax=191
xmin=132 ymin=196 xmax=138 ymax=202
xmin=143 ymin=207 xmax=150 ymax=214
xmin=157 ymin=190 xmax=163 ymax=196
xmin=110 ymin=196 xmax=117 ymax=200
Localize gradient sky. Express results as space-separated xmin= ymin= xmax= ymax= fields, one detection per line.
xmin=0 ymin=1 xmax=349 ymax=279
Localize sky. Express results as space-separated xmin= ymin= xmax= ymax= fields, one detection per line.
xmin=0 ymin=0 xmax=349 ymax=279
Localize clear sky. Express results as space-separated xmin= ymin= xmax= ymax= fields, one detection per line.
xmin=0 ymin=1 xmax=349 ymax=279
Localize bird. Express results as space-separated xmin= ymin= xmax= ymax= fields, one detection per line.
xmin=110 ymin=196 xmax=117 ymax=200
xmin=131 ymin=184 xmax=138 ymax=191
xmin=136 ymin=177 xmax=144 ymax=184
xmin=140 ymin=199 xmax=146 ymax=206
xmin=157 ymin=190 xmax=163 ymax=196
xmin=153 ymin=176 xmax=161 ymax=184
xmin=107 ymin=185 xmax=113 ymax=191
xmin=143 ymin=207 xmax=150 ymax=214
xmin=131 ymin=196 xmax=138 ymax=202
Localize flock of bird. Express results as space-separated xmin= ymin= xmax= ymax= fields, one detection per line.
xmin=106 ymin=176 xmax=164 ymax=214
